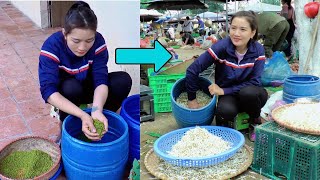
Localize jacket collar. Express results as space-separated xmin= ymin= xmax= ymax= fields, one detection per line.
xmin=225 ymin=37 xmax=259 ymax=59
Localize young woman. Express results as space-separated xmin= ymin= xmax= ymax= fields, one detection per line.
xmin=38 ymin=1 xmax=132 ymax=141
xmin=185 ymin=11 xmax=268 ymax=141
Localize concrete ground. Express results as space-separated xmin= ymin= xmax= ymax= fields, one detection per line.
xmin=140 ymin=113 xmax=269 ymax=180
xmin=0 ymin=1 xmax=65 ymax=179
xmin=0 ymin=1 xmax=62 ymax=149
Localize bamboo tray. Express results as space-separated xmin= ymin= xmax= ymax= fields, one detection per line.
xmin=272 ymin=102 xmax=320 ymax=135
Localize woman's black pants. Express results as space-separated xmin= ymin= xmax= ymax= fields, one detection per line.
xmin=58 ymin=71 xmax=132 ymax=121
xmin=215 ymin=85 xmax=268 ymax=126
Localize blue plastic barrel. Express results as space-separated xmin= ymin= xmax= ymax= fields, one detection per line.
xmin=120 ymin=94 xmax=140 ymax=166
xmin=171 ymin=77 xmax=217 ymax=127
xmin=283 ymin=92 xmax=320 ymax=103
xmin=62 ymin=109 xmax=129 ymax=180
xmin=283 ymin=75 xmax=320 ymax=103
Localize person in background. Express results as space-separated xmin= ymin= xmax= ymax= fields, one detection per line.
xmin=167 ymin=47 xmax=178 ymax=60
xmin=256 ymin=11 xmax=289 ymax=58
xmin=196 ymin=16 xmax=205 ymax=36
xmin=38 ymin=1 xmax=132 ymax=141
xmin=176 ymin=21 xmax=183 ymax=33
xmin=166 ymin=25 xmax=175 ymax=41
xmin=185 ymin=11 xmax=268 ymax=141
xmin=281 ymin=0 xmax=296 ymax=59
xmin=182 ymin=16 xmax=193 ymax=34
xmin=158 ymin=38 xmax=178 ymax=60
xmin=180 ymin=31 xmax=195 ymax=46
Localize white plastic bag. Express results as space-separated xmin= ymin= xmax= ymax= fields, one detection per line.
xmin=200 ymin=40 xmax=212 ymax=50
xmin=260 ymin=91 xmax=286 ymax=120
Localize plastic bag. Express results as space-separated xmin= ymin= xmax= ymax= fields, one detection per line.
xmin=200 ymin=40 xmax=212 ymax=50
xmin=261 ymin=51 xmax=292 ymax=86
xmin=260 ymin=90 xmax=286 ymax=121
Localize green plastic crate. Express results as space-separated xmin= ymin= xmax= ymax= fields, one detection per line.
xmin=153 ymin=93 xmax=171 ymax=113
xmin=153 ymin=93 xmax=170 ymax=104
xmin=147 ymin=68 xmax=185 ymax=112
xmin=251 ymin=121 xmax=320 ymax=180
xmin=154 ymin=102 xmax=172 ymax=113
xmin=228 ymin=112 xmax=249 ymax=130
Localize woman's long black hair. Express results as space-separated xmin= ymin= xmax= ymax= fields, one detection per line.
xmin=64 ymin=1 xmax=97 ymax=35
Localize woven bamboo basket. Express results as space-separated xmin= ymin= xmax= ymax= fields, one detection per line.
xmin=144 ymin=145 xmax=253 ymax=179
xmin=0 ymin=136 xmax=61 ymax=180
xmin=272 ymin=102 xmax=320 ymax=135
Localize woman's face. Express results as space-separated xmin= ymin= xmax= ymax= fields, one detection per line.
xmin=63 ymin=28 xmax=95 ymax=57
xmin=229 ymin=17 xmax=256 ymax=50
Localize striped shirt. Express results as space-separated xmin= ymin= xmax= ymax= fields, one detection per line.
xmin=39 ymin=31 xmax=108 ymax=102
xmin=186 ymin=37 xmax=266 ymax=100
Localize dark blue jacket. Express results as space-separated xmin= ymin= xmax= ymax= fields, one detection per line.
xmin=39 ymin=31 xmax=108 ymax=102
xmin=186 ymin=37 xmax=266 ymax=100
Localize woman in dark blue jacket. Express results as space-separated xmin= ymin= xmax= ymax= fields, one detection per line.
xmin=186 ymin=11 xmax=268 ymax=141
xmin=38 ymin=1 xmax=132 ymax=141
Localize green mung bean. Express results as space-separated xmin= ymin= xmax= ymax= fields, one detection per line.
xmin=0 ymin=150 xmax=53 ymax=179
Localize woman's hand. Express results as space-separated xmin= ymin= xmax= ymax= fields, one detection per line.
xmin=208 ymin=83 xmax=224 ymax=95
xmin=80 ymin=113 xmax=101 ymax=141
xmin=188 ymin=99 xmax=200 ymax=109
xmin=91 ymin=110 xmax=108 ymax=135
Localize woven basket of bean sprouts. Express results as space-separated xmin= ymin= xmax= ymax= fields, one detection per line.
xmin=153 ymin=126 xmax=245 ymax=167
xmin=272 ymin=102 xmax=320 ymax=135
xmin=145 ymin=145 xmax=253 ymax=180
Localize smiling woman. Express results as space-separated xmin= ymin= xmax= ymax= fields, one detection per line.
xmin=38 ymin=1 xmax=132 ymax=141
xmin=185 ymin=11 xmax=268 ymax=142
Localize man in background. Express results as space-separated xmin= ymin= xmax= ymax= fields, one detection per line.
xmin=196 ymin=16 xmax=205 ymax=36
xmin=256 ymin=12 xmax=289 ymax=58
xmin=182 ymin=16 xmax=193 ymax=34
xmin=180 ymin=31 xmax=194 ymax=45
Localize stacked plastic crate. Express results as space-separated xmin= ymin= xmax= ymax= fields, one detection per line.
xmin=147 ymin=68 xmax=185 ymax=112
xmin=251 ymin=121 xmax=320 ymax=179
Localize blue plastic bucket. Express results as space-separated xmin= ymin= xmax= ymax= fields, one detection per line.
xmin=283 ymin=75 xmax=320 ymax=103
xmin=62 ymin=109 xmax=129 ymax=180
xmin=120 ymin=94 xmax=140 ymax=166
xmin=171 ymin=77 xmax=217 ymax=127
xmin=282 ymin=92 xmax=320 ymax=103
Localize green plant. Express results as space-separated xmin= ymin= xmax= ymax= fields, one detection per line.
xmin=129 ymin=159 xmax=140 ymax=180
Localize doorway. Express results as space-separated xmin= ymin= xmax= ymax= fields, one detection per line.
xmin=48 ymin=1 xmax=75 ymax=28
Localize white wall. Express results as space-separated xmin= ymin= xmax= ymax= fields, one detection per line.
xmin=10 ymin=1 xmax=42 ymax=27
xmin=87 ymin=0 xmax=140 ymax=95
xmin=11 ymin=0 xmax=141 ymax=95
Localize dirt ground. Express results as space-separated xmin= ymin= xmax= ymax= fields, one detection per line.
xmin=140 ymin=47 xmax=269 ymax=179
xmin=174 ymin=47 xmax=206 ymax=61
